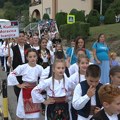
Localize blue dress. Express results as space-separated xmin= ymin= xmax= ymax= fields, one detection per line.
xmin=92 ymin=42 xmax=110 ymax=84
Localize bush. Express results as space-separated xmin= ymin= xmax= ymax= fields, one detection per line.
xmin=55 ymin=12 xmax=67 ymax=29
xmin=70 ymin=8 xmax=78 ymax=14
xmin=59 ymin=22 xmax=90 ymax=40
xmin=70 ymin=10 xmax=85 ymax=22
xmin=87 ymin=9 xmax=100 ymax=26
xmin=104 ymin=8 xmax=116 ymax=24
xmin=42 ymin=13 xmax=50 ymax=20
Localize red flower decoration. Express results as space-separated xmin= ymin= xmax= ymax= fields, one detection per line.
xmin=24 ymin=49 xmax=28 ymax=55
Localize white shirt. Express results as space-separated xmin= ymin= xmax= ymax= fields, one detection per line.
xmin=40 ymin=66 xmax=68 ymax=81
xmin=69 ymin=63 xmax=78 ymax=76
xmin=106 ymin=112 xmax=118 ymax=120
xmin=9 ymin=44 xmax=25 ymax=64
xmin=32 ymin=46 xmax=39 ymax=50
xmin=31 ymin=76 xmax=74 ymax=103
xmin=72 ymin=83 xmax=96 ymax=120
xmin=69 ymin=72 xmax=86 ymax=89
xmin=7 ymin=63 xmax=43 ymax=118
xmin=69 ymin=62 xmax=93 ymax=76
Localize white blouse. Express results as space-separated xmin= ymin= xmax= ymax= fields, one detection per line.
xmin=7 ymin=63 xmax=43 ymax=119
xmin=7 ymin=63 xmax=43 ymax=86
xmin=69 ymin=63 xmax=78 ymax=76
xmin=31 ymin=76 xmax=74 ymax=103
xmin=106 ymin=112 xmax=119 ymax=120
xmin=72 ymin=83 xmax=96 ymax=120
xmin=69 ymin=72 xmax=86 ymax=89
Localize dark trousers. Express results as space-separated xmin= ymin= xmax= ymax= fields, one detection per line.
xmin=0 ymin=56 xmax=4 ymax=66
xmin=71 ymin=105 xmax=78 ymax=120
xmin=14 ymin=76 xmax=23 ymax=101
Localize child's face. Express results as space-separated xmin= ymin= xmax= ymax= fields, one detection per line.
xmin=41 ymin=39 xmax=47 ymax=49
xmin=112 ymin=54 xmax=117 ymax=60
xmin=71 ymin=41 xmax=75 ymax=47
xmin=33 ymin=35 xmax=39 ymax=44
xmin=56 ymin=45 xmax=62 ymax=51
xmin=78 ymin=39 xmax=84 ymax=48
xmin=78 ymin=58 xmax=89 ymax=73
xmin=77 ymin=50 xmax=85 ymax=57
xmin=105 ymin=95 xmax=120 ymax=115
xmin=27 ymin=52 xmax=37 ymax=65
xmin=86 ymin=76 xmax=100 ymax=88
xmin=53 ymin=62 xmax=65 ymax=77
xmin=110 ymin=72 xmax=120 ymax=87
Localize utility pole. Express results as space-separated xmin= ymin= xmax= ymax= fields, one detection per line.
xmin=100 ymin=0 xmax=103 ymax=15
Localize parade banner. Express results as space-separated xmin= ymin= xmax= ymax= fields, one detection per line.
xmin=0 ymin=20 xmax=19 ymax=39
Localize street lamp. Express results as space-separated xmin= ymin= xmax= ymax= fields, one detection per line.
xmin=100 ymin=0 xmax=102 ymax=15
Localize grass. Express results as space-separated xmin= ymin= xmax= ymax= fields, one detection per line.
xmin=86 ymin=23 xmax=120 ymax=50
xmin=90 ymin=23 xmax=120 ymax=41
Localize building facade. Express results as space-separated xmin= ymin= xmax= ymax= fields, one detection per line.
xmin=29 ymin=0 xmax=93 ymax=21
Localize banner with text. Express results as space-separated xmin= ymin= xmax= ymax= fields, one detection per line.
xmin=0 ymin=20 xmax=19 ymax=39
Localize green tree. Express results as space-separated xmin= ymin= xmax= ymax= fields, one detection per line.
xmin=55 ymin=12 xmax=67 ymax=29
xmin=9 ymin=0 xmax=30 ymax=6
xmin=0 ymin=0 xmax=4 ymax=8
xmin=4 ymin=9 xmax=16 ymax=20
xmin=104 ymin=8 xmax=116 ymax=24
xmin=3 ymin=2 xmax=16 ymax=20
xmin=70 ymin=9 xmax=78 ymax=14
xmin=94 ymin=0 xmax=113 ymax=15
xmin=109 ymin=0 xmax=120 ymax=15
xmin=87 ymin=9 xmax=100 ymax=26
xmin=42 ymin=13 xmax=50 ymax=20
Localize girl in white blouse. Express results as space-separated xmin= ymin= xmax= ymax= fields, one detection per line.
xmin=31 ymin=58 xmax=74 ymax=120
xmin=7 ymin=48 xmax=43 ymax=120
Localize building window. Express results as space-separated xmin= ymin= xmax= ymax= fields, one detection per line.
xmin=45 ymin=8 xmax=51 ymax=14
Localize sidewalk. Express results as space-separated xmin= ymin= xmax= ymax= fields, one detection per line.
xmin=0 ymin=66 xmax=12 ymax=120
xmin=0 ymin=94 xmax=12 ymax=120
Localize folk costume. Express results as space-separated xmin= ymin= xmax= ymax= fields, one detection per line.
xmin=90 ymin=109 xmax=120 ymax=120
xmin=72 ymin=80 xmax=102 ymax=120
xmin=7 ymin=63 xmax=43 ymax=119
xmin=37 ymin=48 xmax=51 ymax=69
xmin=31 ymin=76 xmax=74 ymax=120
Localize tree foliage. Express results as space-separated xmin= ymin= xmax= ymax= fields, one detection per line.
xmin=104 ymin=8 xmax=116 ymax=24
xmin=0 ymin=0 xmax=4 ymax=8
xmin=70 ymin=9 xmax=85 ymax=22
xmin=55 ymin=12 xmax=67 ymax=29
xmin=94 ymin=0 xmax=113 ymax=15
xmin=87 ymin=9 xmax=100 ymax=26
xmin=42 ymin=13 xmax=50 ymax=20
xmin=109 ymin=0 xmax=120 ymax=15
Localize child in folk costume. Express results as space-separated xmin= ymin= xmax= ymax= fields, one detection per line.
xmin=69 ymin=48 xmax=92 ymax=76
xmin=72 ymin=64 xmax=103 ymax=120
xmin=70 ymin=54 xmax=90 ymax=120
xmin=31 ymin=59 xmax=74 ymax=120
xmin=7 ymin=48 xmax=43 ymax=120
xmin=109 ymin=65 xmax=120 ymax=88
xmin=37 ymin=38 xmax=53 ymax=68
xmin=90 ymin=84 xmax=120 ymax=120
xmin=69 ymin=54 xmax=90 ymax=89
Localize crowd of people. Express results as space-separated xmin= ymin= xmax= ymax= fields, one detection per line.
xmin=0 ymin=29 xmax=120 ymax=120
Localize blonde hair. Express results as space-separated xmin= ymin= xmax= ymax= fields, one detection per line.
xmin=98 ymin=84 xmax=120 ymax=104
xmin=52 ymin=58 xmax=66 ymax=93
xmin=78 ymin=54 xmax=89 ymax=64
xmin=110 ymin=52 xmax=117 ymax=59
